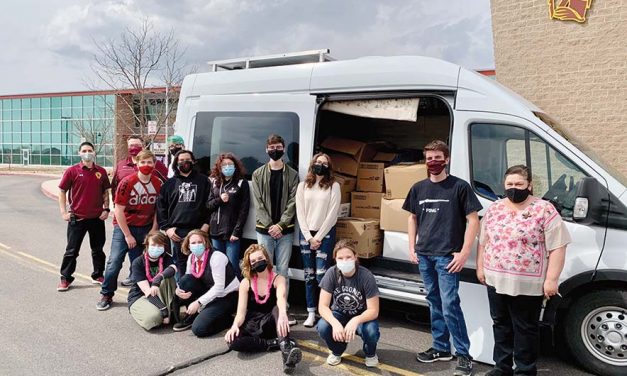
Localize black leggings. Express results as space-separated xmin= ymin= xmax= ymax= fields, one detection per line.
xmin=229 ymin=306 xmax=288 ymax=352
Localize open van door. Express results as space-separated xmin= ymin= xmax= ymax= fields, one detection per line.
xmin=185 ymin=93 xmax=318 ymax=244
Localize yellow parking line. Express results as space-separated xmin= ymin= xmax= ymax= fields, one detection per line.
xmin=298 ymin=339 xmax=424 ymax=376
xmin=0 ymin=242 xmax=11 ymax=249
xmin=301 ymin=350 xmax=379 ymax=375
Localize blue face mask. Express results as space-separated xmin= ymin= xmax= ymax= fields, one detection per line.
xmin=190 ymin=243 xmax=206 ymax=257
xmin=222 ymin=165 xmax=235 ymax=177
xmin=148 ymin=245 xmax=165 ymax=258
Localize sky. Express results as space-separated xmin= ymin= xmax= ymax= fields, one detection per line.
xmin=0 ymin=0 xmax=494 ymax=95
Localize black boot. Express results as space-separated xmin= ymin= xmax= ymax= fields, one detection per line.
xmin=279 ymin=339 xmax=302 ymax=374
xmin=265 ymin=338 xmax=280 ymax=352
xmin=171 ymin=297 xmax=182 ymax=324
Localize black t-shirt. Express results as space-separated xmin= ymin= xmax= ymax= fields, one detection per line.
xmin=127 ymin=253 xmax=174 ymax=307
xmin=402 ymin=175 xmax=482 ymax=256
xmin=269 ymin=169 xmax=283 ymax=224
xmin=319 ymin=266 xmax=379 ymax=317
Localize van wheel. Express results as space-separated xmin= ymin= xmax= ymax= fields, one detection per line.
xmin=563 ymin=289 xmax=627 ymax=376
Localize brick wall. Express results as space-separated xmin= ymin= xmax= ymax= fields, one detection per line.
xmin=491 ymin=0 xmax=627 ymax=177
xmin=114 ymin=94 xmax=136 ymax=162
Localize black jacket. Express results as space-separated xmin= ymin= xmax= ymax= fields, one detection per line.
xmin=157 ymin=171 xmax=210 ymax=230
xmin=207 ymin=177 xmax=250 ymax=239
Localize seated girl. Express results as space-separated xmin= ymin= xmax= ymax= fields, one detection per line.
xmin=224 ymin=244 xmax=302 ymax=374
xmin=316 ymin=239 xmax=381 ymax=368
xmin=172 ymin=229 xmax=239 ymax=337
xmin=128 ymin=231 xmax=177 ymax=330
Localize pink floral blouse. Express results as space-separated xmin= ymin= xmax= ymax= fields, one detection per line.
xmin=479 ymin=198 xmax=571 ymax=296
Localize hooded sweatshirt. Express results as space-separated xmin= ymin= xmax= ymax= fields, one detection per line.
xmin=156 ymin=170 xmax=210 ymax=230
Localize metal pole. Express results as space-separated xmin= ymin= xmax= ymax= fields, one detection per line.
xmin=165 ymin=85 xmax=169 ymax=140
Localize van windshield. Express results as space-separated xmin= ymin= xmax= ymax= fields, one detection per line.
xmin=534 ymin=112 xmax=627 ymax=187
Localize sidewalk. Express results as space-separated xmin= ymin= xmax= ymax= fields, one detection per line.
xmin=41 ymin=179 xmax=61 ymax=200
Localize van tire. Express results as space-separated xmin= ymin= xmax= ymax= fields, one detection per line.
xmin=563 ymin=289 xmax=627 ymax=376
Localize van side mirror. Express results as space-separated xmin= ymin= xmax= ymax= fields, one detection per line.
xmin=573 ymin=177 xmax=605 ymax=225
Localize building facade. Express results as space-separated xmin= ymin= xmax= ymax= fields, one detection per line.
xmin=491 ymin=0 xmax=627 ymax=176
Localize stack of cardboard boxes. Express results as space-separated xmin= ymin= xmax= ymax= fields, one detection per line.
xmin=322 ymin=136 xmax=428 ymax=260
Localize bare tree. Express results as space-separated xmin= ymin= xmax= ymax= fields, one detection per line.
xmin=89 ymin=19 xmax=189 ymax=145
xmin=72 ymin=115 xmax=114 ymax=156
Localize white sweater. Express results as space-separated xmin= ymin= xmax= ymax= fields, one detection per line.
xmin=296 ymin=180 xmax=341 ymax=242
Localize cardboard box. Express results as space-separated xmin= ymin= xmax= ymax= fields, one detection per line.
xmin=338 ymin=203 xmax=351 ymax=218
xmin=383 ymin=230 xmax=411 ymax=261
xmin=380 ymin=198 xmax=410 ymax=233
xmin=351 ymin=192 xmax=384 ymax=219
xmin=336 ymin=218 xmax=383 ymax=259
xmin=334 ymin=173 xmax=356 ymax=204
xmin=384 ymin=163 xmax=428 ymax=199
xmin=323 ymin=137 xmax=377 ymax=176
xmin=372 ymin=152 xmax=399 ymax=165
xmin=356 ymin=163 xmax=385 ymax=193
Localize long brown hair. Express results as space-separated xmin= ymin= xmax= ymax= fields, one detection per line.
xmin=210 ymin=152 xmax=247 ymax=186
xmin=143 ymin=231 xmax=170 ymax=255
xmin=304 ymin=153 xmax=335 ymax=189
xmin=181 ymin=229 xmax=211 ymax=256
xmin=241 ymin=244 xmax=274 ymax=280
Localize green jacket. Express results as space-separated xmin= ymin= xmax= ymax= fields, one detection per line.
xmin=251 ymin=163 xmax=299 ymax=233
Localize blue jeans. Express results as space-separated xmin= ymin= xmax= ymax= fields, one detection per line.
xmin=317 ymin=310 xmax=380 ymax=357
xmin=299 ymin=227 xmax=336 ymax=311
xmin=211 ymin=238 xmax=241 ymax=277
xmin=256 ymin=232 xmax=293 ymax=297
xmin=100 ymin=224 xmax=151 ymax=297
xmin=418 ymin=254 xmax=471 ymax=357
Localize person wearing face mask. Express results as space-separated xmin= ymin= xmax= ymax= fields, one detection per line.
xmin=295 ymin=153 xmax=341 ymax=327
xmin=171 ymin=230 xmax=239 ymax=337
xmin=157 ymin=150 xmax=211 ymax=278
xmin=127 ymin=231 xmax=177 ymax=330
xmin=477 ymin=165 xmax=570 ymax=376
xmin=317 ymin=239 xmax=380 ymax=368
xmin=112 ymin=135 xmax=168 ymax=286
xmin=97 ymin=150 xmax=162 ymax=311
xmin=207 ymin=153 xmax=250 ymax=278
xmin=225 ymin=244 xmax=302 ymax=374
xmin=57 ymin=142 xmax=111 ymax=291
xmin=252 ymin=134 xmax=299 ymax=317
xmin=167 ymin=135 xmax=185 ymax=178
xmin=403 ymin=140 xmax=482 ymax=376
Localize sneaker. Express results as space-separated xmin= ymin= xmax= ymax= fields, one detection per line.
xmin=173 ymin=314 xmax=196 ymax=332
xmin=416 ymin=348 xmax=453 ymax=363
xmin=365 ymin=354 xmax=379 ymax=368
xmin=91 ymin=277 xmax=104 ymax=285
xmin=120 ymin=277 xmax=134 ymax=287
xmin=280 ymin=339 xmax=302 ymax=374
xmin=96 ymin=295 xmax=112 ymax=311
xmin=485 ymin=369 xmax=512 ymax=376
xmin=57 ymin=279 xmax=72 ymax=292
xmin=454 ymin=355 xmax=473 ymax=376
xmin=326 ymin=353 xmax=342 ymax=366
xmin=288 ymin=314 xmax=297 ymax=326
xmin=303 ymin=313 xmax=316 ymax=328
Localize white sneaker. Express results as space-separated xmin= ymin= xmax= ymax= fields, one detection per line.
xmin=365 ymin=354 xmax=379 ymax=367
xmin=303 ymin=313 xmax=316 ymax=328
xmin=326 ymin=354 xmax=342 ymax=366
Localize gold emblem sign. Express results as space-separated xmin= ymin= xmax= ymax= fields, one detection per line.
xmin=548 ymin=0 xmax=593 ymax=23
xmin=95 ymin=172 xmax=102 ymax=179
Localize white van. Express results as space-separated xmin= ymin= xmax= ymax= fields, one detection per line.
xmin=175 ymin=50 xmax=627 ymax=376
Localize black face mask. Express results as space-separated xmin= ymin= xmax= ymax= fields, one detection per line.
xmin=169 ymin=147 xmax=182 ymax=156
xmin=505 ymin=187 xmax=531 ymax=203
xmin=312 ymin=164 xmax=329 ymax=176
xmin=251 ymin=260 xmax=268 ymax=273
xmin=267 ymin=149 xmax=284 ymax=161
xmin=177 ymin=160 xmax=193 ymax=174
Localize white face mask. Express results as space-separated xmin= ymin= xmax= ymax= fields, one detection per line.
xmin=80 ymin=152 xmax=95 ymax=162
xmin=336 ymin=260 xmax=356 ymax=274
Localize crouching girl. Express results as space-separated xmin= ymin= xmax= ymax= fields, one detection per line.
xmin=225 ymin=244 xmax=302 ymax=374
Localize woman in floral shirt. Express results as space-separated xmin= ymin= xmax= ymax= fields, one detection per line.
xmin=477 ymin=165 xmax=571 ymax=376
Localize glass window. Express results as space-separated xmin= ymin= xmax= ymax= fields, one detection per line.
xmin=470 ymin=123 xmax=589 ymax=219
xmin=31 ymin=107 xmax=40 ymax=120
xmin=2 ymin=110 xmax=10 ymax=121
xmin=61 ymin=96 xmax=72 ymax=109
xmin=2 ymin=99 xmax=11 ymax=110
xmin=21 ymin=121 xmax=30 ymax=133
xmin=72 ymin=107 xmax=82 ymax=118
xmin=3 ymin=133 xmax=11 ymax=143
xmin=12 ymin=109 xmax=20 ymax=120
xmin=83 ymin=95 xmax=94 ymax=107
xmin=42 ymin=132 xmax=51 ymax=143
xmin=31 ymin=98 xmax=41 ymax=109
xmin=23 ymin=132 xmax=31 ymax=143
xmin=51 ymin=97 xmax=61 ymax=108
xmin=31 ymin=155 xmax=41 ymax=165
xmin=193 ymin=111 xmax=300 ymax=177
xmin=42 ymin=121 xmax=51 ymax=132
xmin=83 ymin=105 xmax=94 ymax=118
xmin=51 ymin=132 xmax=62 ymax=143
xmin=32 ymin=132 xmax=41 ymax=143
xmin=51 ymin=120 xmax=61 ymax=130
xmin=22 ymin=109 xmax=31 ymax=120
xmin=41 ymin=97 xmax=50 ymax=108
xmin=51 ymin=155 xmax=61 ymax=165
xmin=12 ymin=121 xmax=20 ymax=132
xmin=105 ymin=95 xmax=115 ymax=108
xmin=40 ymin=107 xmax=50 ymax=120
xmin=71 ymin=96 xmax=82 ymax=108
xmin=21 ymin=98 xmax=30 ymax=109
xmin=11 ymin=99 xmax=21 ymax=109
xmin=62 ymin=106 xmax=71 ymax=118
xmin=11 ymin=133 xmax=21 ymax=143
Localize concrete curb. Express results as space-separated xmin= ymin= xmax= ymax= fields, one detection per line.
xmin=41 ymin=180 xmax=59 ymax=201
xmin=0 ymin=171 xmax=62 ymax=178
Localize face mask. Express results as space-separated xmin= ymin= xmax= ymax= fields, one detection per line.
xmin=169 ymin=146 xmax=182 ymax=156
xmin=178 ymin=160 xmax=193 ymax=174
xmin=80 ymin=152 xmax=95 ymax=163
xmin=222 ymin=165 xmax=235 ymax=177
xmin=505 ymin=187 xmax=531 ymax=203
xmin=267 ymin=149 xmax=284 ymax=161
xmin=426 ymin=160 xmax=446 ymax=176
xmin=128 ymin=146 xmax=143 ymax=156
xmin=336 ymin=260 xmax=356 ymax=274
xmin=312 ymin=164 xmax=329 ymax=176
xmin=148 ymin=245 xmax=165 ymax=258
xmin=251 ymin=259 xmax=268 ymax=273
xmin=190 ymin=243 xmax=206 ymax=258
xmin=138 ymin=165 xmax=154 ymax=175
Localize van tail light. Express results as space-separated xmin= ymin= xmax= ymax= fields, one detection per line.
xmin=573 ymin=197 xmax=589 ymax=219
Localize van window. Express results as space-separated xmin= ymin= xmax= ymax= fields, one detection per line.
xmin=471 ymin=123 xmax=588 ymax=219
xmin=192 ymin=112 xmax=299 ymax=178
